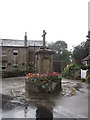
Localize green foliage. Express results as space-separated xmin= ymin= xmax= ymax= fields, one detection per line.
xmin=28 ymin=62 xmax=35 ymax=73
xmin=86 ymin=75 xmax=90 ymax=84
xmin=48 ymin=40 xmax=71 ymax=65
xmin=51 ymin=40 xmax=67 ymax=51
xmin=62 ymin=63 xmax=81 ymax=80
xmin=2 ymin=70 xmax=29 ymax=78
xmin=87 ymin=69 xmax=90 ymax=76
xmin=81 ymin=64 xmax=90 ymax=70
xmin=72 ymin=39 xmax=90 ymax=64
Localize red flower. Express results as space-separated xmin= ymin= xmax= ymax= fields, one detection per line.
xmin=33 ymin=74 xmax=37 ymax=77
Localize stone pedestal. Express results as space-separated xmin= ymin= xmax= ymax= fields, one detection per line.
xmin=25 ymin=79 xmax=62 ymax=93
xmin=35 ymin=48 xmax=55 ymax=74
xmin=25 ymin=30 xmax=62 ymax=93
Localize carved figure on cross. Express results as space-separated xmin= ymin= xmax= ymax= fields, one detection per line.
xmin=42 ymin=30 xmax=47 ymax=48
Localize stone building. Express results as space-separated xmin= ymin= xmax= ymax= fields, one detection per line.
xmin=0 ymin=33 xmax=43 ymax=71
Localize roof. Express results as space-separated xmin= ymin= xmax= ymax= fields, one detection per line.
xmin=82 ymin=55 xmax=90 ymax=61
xmin=35 ymin=48 xmax=55 ymax=55
xmin=0 ymin=39 xmax=43 ymax=47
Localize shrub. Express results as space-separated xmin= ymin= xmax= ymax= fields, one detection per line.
xmin=2 ymin=70 xmax=30 ymax=78
xmin=81 ymin=64 xmax=90 ymax=70
xmin=87 ymin=70 xmax=90 ymax=76
xmin=86 ymin=75 xmax=90 ymax=84
xmin=62 ymin=63 xmax=81 ymax=80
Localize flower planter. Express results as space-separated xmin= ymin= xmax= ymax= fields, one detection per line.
xmin=25 ymin=72 xmax=62 ymax=93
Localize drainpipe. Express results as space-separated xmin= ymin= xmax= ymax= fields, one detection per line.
xmin=24 ymin=32 xmax=28 ymax=71
xmin=24 ymin=32 xmax=27 ymax=47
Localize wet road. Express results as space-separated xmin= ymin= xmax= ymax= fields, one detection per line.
xmin=1 ymin=77 xmax=89 ymax=119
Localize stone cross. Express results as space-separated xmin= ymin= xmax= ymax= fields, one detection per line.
xmin=42 ymin=30 xmax=47 ymax=48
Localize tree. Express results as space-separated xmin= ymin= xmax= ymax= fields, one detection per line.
xmin=48 ymin=40 xmax=71 ymax=64
xmin=72 ymin=39 xmax=90 ymax=64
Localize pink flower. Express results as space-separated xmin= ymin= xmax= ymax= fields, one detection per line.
xmin=40 ymin=74 xmax=44 ymax=78
xmin=48 ymin=74 xmax=50 ymax=78
xmin=26 ymin=73 xmax=30 ymax=77
xmin=56 ymin=72 xmax=59 ymax=76
xmin=26 ymin=74 xmax=29 ymax=80
xmin=53 ymin=71 xmax=56 ymax=75
xmin=43 ymin=80 xmax=47 ymax=84
xmin=51 ymin=71 xmax=56 ymax=76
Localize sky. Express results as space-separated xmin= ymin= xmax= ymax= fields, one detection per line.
xmin=0 ymin=0 xmax=89 ymax=50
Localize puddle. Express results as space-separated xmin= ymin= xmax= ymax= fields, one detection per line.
xmin=2 ymin=77 xmax=88 ymax=118
xmin=3 ymin=106 xmax=36 ymax=118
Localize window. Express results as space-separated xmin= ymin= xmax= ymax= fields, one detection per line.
xmin=2 ymin=66 xmax=6 ymax=70
xmin=13 ymin=63 xmax=18 ymax=68
xmin=2 ymin=49 xmax=7 ymax=56
xmin=8 ymin=63 xmax=12 ymax=65
xmin=1 ymin=61 xmax=7 ymax=70
xmin=22 ymin=63 xmax=25 ymax=66
xmin=13 ymin=50 xmax=18 ymax=56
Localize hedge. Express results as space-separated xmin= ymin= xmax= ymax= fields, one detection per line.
xmin=2 ymin=70 xmax=30 ymax=78
xmin=86 ymin=75 xmax=90 ymax=84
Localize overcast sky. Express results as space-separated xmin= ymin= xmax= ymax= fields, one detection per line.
xmin=0 ymin=0 xmax=89 ymax=50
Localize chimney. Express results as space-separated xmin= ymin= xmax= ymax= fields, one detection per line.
xmin=86 ymin=31 xmax=90 ymax=38
xmin=86 ymin=31 xmax=90 ymax=55
xmin=24 ymin=32 xmax=27 ymax=47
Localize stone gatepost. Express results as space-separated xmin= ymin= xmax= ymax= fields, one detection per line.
xmin=35 ymin=30 xmax=55 ymax=74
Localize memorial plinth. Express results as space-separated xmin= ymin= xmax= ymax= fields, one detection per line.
xmin=25 ymin=30 xmax=62 ymax=93
xmin=35 ymin=48 xmax=55 ymax=74
xmin=35 ymin=30 xmax=55 ymax=74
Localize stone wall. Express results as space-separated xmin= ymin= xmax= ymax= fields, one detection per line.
xmin=2 ymin=46 xmax=41 ymax=72
xmin=2 ymin=46 xmax=27 ymax=71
